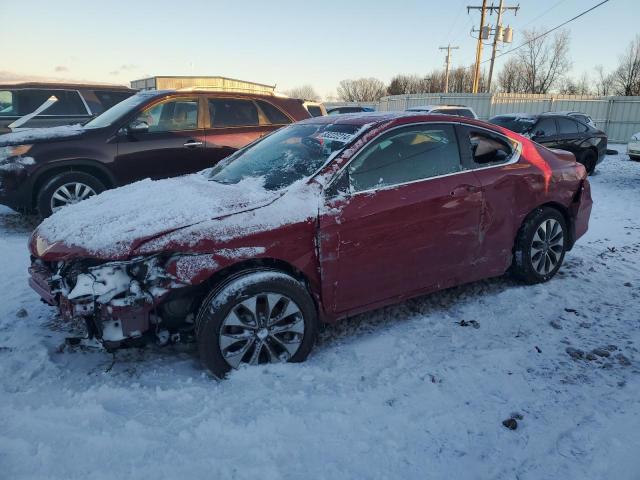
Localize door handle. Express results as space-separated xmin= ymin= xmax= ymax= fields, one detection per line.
xmin=183 ymin=140 xmax=203 ymax=148
xmin=450 ymin=185 xmax=480 ymax=196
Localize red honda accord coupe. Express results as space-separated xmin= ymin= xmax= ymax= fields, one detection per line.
xmin=28 ymin=112 xmax=593 ymax=377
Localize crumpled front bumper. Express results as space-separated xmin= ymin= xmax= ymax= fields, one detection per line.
xmin=27 ymin=259 xmax=161 ymax=346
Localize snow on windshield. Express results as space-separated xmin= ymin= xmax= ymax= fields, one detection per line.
xmin=209 ymin=123 xmax=362 ymax=190
xmin=0 ymin=124 xmax=84 ymax=146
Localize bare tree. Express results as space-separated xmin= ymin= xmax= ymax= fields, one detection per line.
xmin=337 ymin=78 xmax=387 ymax=102
xmin=387 ymin=75 xmax=418 ymax=95
xmin=612 ymin=35 xmax=640 ymax=96
xmin=594 ymin=65 xmax=614 ymax=96
xmin=517 ymin=28 xmax=571 ymax=94
xmin=285 ymin=84 xmax=320 ymax=101
xmin=497 ymin=57 xmax=526 ymax=93
xmin=560 ymin=72 xmax=591 ymax=95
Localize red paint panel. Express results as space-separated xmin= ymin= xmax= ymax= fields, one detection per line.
xmin=319 ymin=171 xmax=482 ymax=314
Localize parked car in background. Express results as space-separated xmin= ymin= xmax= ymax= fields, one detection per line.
xmin=327 ymin=106 xmax=375 ymax=115
xmin=0 ymin=89 xmax=311 ymax=217
xmin=0 ymin=82 xmax=135 ymax=133
xmin=28 ymin=111 xmax=592 ymax=377
xmin=302 ymin=101 xmax=327 ymax=117
xmin=489 ymin=112 xmax=607 ymax=174
xmin=628 ymin=132 xmax=640 ymax=160
xmin=405 ymin=104 xmax=478 ymax=119
xmin=543 ymin=111 xmax=596 ymax=128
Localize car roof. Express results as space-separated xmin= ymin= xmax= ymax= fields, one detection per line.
xmin=491 ymin=113 xmax=538 ymax=119
xmin=297 ymin=110 xmax=491 ymax=128
xmin=542 ymin=110 xmax=587 ymax=116
xmin=0 ymin=81 xmax=134 ymax=91
xmin=407 ymin=104 xmax=472 ymax=111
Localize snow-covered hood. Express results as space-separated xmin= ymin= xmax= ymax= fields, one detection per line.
xmin=0 ymin=124 xmax=86 ymax=147
xmin=32 ymin=173 xmax=289 ymax=260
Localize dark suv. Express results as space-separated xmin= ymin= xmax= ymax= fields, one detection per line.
xmin=0 ymin=89 xmax=311 ymax=216
xmin=0 ymin=82 xmax=136 ymax=133
xmin=489 ymin=112 xmax=607 ymax=174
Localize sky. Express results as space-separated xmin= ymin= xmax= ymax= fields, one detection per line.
xmin=1 ymin=0 xmax=636 ymax=98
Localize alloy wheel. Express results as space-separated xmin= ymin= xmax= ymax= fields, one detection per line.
xmin=218 ymin=293 xmax=305 ymax=368
xmin=530 ymin=218 xmax=564 ymax=275
xmin=50 ymin=182 xmax=97 ymax=212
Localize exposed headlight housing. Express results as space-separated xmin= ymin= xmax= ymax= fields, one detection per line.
xmin=0 ymin=144 xmax=33 ymax=161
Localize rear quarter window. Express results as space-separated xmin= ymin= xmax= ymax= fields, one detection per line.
xmin=209 ymin=98 xmax=259 ymax=127
xmin=256 ymin=100 xmax=291 ymax=125
xmin=306 ymin=105 xmax=323 ymax=117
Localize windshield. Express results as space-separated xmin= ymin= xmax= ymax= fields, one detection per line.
xmin=490 ymin=116 xmax=536 ymax=134
xmin=83 ymin=93 xmax=155 ymax=129
xmin=209 ymin=123 xmax=363 ymax=190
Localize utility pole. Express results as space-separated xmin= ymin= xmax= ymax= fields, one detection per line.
xmin=468 ymin=0 xmax=487 ymax=93
xmin=439 ymin=44 xmax=459 ymax=94
xmin=487 ymin=1 xmax=519 ymax=91
xmin=468 ymin=1 xmax=519 ymax=92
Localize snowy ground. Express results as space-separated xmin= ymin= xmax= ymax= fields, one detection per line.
xmin=0 ymin=147 xmax=638 ymax=480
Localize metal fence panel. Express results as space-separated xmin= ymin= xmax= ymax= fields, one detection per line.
xmin=327 ymin=93 xmax=640 ymax=143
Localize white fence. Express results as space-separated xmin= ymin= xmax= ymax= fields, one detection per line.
xmin=326 ymin=93 xmax=640 ymax=143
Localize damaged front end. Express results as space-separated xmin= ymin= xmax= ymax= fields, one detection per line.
xmin=29 ymin=254 xmax=209 ymax=350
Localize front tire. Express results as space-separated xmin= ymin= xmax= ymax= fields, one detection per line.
xmin=37 ymin=171 xmax=105 ymax=218
xmin=195 ymin=269 xmax=318 ymax=378
xmin=511 ymin=207 xmax=568 ymax=284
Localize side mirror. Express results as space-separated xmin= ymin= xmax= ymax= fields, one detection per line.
xmin=127 ymin=120 xmax=149 ymax=134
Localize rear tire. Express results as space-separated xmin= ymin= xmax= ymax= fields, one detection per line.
xmin=578 ymin=149 xmax=597 ymax=175
xmin=36 ymin=171 xmax=105 ymax=218
xmin=511 ymin=207 xmax=568 ymax=284
xmin=195 ymin=269 xmax=318 ymax=379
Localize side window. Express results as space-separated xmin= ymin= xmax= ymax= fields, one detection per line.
xmin=458 ymin=109 xmax=475 ymax=119
xmin=534 ymin=118 xmax=557 ymax=137
xmin=306 ymin=105 xmax=323 ymax=117
xmin=468 ymin=130 xmax=514 ymax=166
xmin=557 ymin=118 xmax=579 ymax=134
xmin=136 ymin=99 xmax=199 ymax=132
xmin=348 ymin=124 xmax=462 ymax=192
xmin=209 ymin=98 xmax=259 ymax=127
xmin=0 ymin=90 xmax=15 ymax=116
xmin=256 ymin=100 xmax=291 ymax=124
xmin=11 ymin=89 xmax=88 ymax=116
xmin=576 ymin=121 xmax=589 ymax=133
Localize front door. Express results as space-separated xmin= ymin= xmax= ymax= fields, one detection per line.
xmin=114 ymin=96 xmax=208 ymax=184
xmin=319 ymin=123 xmax=483 ymax=315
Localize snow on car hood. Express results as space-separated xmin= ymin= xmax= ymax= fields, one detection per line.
xmin=35 ymin=173 xmax=291 ymax=259
xmin=0 ymin=124 xmax=85 ymax=146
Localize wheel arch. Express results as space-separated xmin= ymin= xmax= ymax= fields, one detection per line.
xmin=31 ymin=160 xmax=116 ymax=208
xmin=185 ymin=256 xmax=322 ymax=321
xmin=519 ymin=201 xmax=575 ymax=251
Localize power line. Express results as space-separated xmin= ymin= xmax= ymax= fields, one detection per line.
xmin=521 ymin=0 xmax=567 ymax=28
xmin=485 ymin=0 xmax=610 ymax=64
